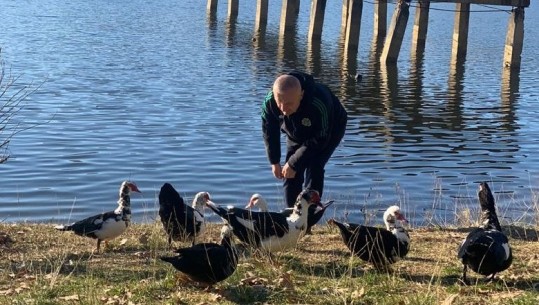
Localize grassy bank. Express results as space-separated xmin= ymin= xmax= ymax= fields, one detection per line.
xmin=0 ymin=222 xmax=538 ymax=305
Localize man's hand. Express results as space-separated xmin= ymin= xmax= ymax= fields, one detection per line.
xmin=282 ymin=163 xmax=296 ymax=178
xmin=271 ymin=164 xmax=284 ymax=179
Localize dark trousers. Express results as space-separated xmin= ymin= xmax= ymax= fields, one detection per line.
xmin=283 ymin=120 xmax=347 ymax=207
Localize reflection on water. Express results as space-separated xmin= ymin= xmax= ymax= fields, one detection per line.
xmin=0 ymin=1 xmax=537 ymax=226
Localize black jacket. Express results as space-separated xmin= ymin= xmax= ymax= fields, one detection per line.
xmin=261 ymin=71 xmax=347 ymax=170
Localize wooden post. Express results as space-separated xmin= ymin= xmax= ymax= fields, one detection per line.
xmin=341 ymin=0 xmax=350 ymax=34
xmin=207 ymin=0 xmax=218 ymax=14
xmin=380 ymin=0 xmax=410 ymax=64
xmin=501 ymin=67 xmax=519 ymax=108
xmin=228 ymin=0 xmax=239 ymax=19
xmin=255 ymin=0 xmax=269 ymax=32
xmin=373 ymin=0 xmax=387 ymax=40
xmin=411 ymin=0 xmax=430 ymax=57
xmin=344 ymin=0 xmax=363 ymax=53
xmin=451 ymin=3 xmax=470 ymax=62
xmin=503 ymin=7 xmax=525 ymax=69
xmin=280 ymin=0 xmax=300 ymax=35
xmin=309 ymin=0 xmax=327 ymax=41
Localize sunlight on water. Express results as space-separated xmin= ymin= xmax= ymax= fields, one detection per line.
xmin=0 ymin=0 xmax=538 ymax=226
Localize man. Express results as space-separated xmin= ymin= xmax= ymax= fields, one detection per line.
xmin=261 ymin=71 xmax=347 ymax=207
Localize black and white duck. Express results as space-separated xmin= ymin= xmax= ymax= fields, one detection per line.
xmin=206 ymin=189 xmax=323 ymax=253
xmin=245 ymin=193 xmax=334 ymax=233
xmin=55 ymin=180 xmax=141 ymax=252
xmin=160 ymin=224 xmax=238 ymax=287
xmin=457 ymin=182 xmax=512 ymax=285
xmin=158 ymin=182 xmax=211 ymax=245
xmin=328 ymin=205 xmax=410 ymax=269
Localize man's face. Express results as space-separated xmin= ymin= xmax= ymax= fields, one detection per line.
xmin=274 ymin=87 xmax=303 ymax=116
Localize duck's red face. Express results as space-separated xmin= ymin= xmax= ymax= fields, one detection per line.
xmin=245 ymin=195 xmax=260 ymax=209
xmin=300 ymin=189 xmax=322 ymax=208
xmin=128 ymin=182 xmax=141 ymax=193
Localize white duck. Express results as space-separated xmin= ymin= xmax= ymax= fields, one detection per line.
xmin=206 ymin=189 xmax=323 ymax=253
xmin=245 ymin=193 xmax=334 ymax=233
xmin=55 ymin=181 xmax=141 ymax=252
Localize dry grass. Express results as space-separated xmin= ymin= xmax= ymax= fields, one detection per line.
xmin=0 ymin=222 xmax=538 ymax=305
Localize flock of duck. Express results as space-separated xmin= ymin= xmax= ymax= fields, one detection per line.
xmin=54 ymin=181 xmax=512 ymax=287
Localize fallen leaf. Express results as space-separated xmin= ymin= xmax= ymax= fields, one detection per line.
xmin=0 ymin=289 xmax=13 ymax=296
xmin=58 ymin=294 xmax=79 ymax=301
xmin=351 ymin=287 xmax=365 ymax=299
xmin=441 ymin=294 xmax=458 ymax=305
xmin=119 ymin=238 xmax=128 ymax=246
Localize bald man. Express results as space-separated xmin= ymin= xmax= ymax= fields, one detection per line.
xmin=261 ymin=71 xmax=347 ymax=207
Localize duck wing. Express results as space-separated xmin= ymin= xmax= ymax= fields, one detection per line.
xmin=56 ymin=211 xmax=120 ymax=239
xmin=207 ymin=202 xmax=289 ymax=245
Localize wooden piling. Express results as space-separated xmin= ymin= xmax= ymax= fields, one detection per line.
xmin=503 ymin=7 xmax=525 ymax=69
xmin=341 ymin=0 xmax=350 ymax=34
xmin=207 ymin=0 xmax=218 ymax=14
xmin=344 ymin=0 xmax=363 ymax=53
xmin=411 ymin=0 xmax=430 ymax=57
xmin=255 ymin=0 xmax=269 ymax=32
xmin=309 ymin=0 xmax=327 ymax=41
xmin=280 ymin=0 xmax=300 ymax=35
xmin=451 ymin=3 xmax=470 ymax=62
xmin=373 ymin=0 xmax=387 ymax=40
xmin=228 ymin=0 xmax=239 ymax=19
xmin=380 ymin=0 xmax=410 ymax=64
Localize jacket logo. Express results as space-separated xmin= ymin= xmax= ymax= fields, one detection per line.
xmin=301 ymin=118 xmax=311 ymax=127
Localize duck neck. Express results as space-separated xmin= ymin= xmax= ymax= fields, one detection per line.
xmin=291 ymin=201 xmax=310 ymax=228
xmin=386 ymin=221 xmax=409 ymax=244
xmin=481 ymin=208 xmax=502 ymax=231
xmin=115 ymin=185 xmax=131 ymax=219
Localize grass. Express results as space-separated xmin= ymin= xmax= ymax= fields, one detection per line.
xmin=0 ymin=221 xmax=538 ymax=305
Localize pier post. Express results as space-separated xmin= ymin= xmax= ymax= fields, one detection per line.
xmin=228 ymin=0 xmax=238 ymax=19
xmin=380 ymin=0 xmax=410 ymax=64
xmin=255 ymin=0 xmax=269 ymax=32
xmin=309 ymin=0 xmax=327 ymax=41
xmin=344 ymin=0 xmax=363 ymax=53
xmin=451 ymin=3 xmax=470 ymax=62
xmin=207 ymin=0 xmax=218 ymax=14
xmin=503 ymin=7 xmax=525 ymax=69
xmin=373 ymin=0 xmax=387 ymax=40
xmin=411 ymin=0 xmax=430 ymax=57
xmin=341 ymin=0 xmax=350 ymax=34
xmin=280 ymin=0 xmax=300 ymax=35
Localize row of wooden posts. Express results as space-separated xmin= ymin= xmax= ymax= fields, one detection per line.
xmin=207 ymin=0 xmax=530 ymax=70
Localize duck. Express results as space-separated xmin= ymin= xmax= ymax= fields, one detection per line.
xmin=328 ymin=205 xmax=410 ymax=269
xmin=158 ymin=183 xmax=211 ymax=245
xmin=457 ymin=182 xmax=512 ymax=285
xmin=245 ymin=193 xmax=334 ymax=233
xmin=160 ymin=224 xmax=238 ymax=287
xmin=206 ymin=189 xmax=323 ymax=253
xmin=55 ymin=180 xmax=141 ymax=252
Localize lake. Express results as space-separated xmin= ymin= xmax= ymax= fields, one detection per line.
xmin=0 ymin=0 xmax=538 ymax=227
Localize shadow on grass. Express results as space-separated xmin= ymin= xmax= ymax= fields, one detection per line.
xmin=403 ymin=256 xmax=438 ymax=263
xmin=400 ymin=272 xmax=539 ymax=292
xmin=220 ymin=284 xmax=272 ymax=304
xmin=283 ymin=256 xmax=365 ymax=278
xmin=439 ymin=226 xmax=538 ymax=241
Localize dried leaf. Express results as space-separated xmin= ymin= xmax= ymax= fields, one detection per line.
xmin=119 ymin=238 xmax=128 ymax=246
xmin=441 ymin=294 xmax=458 ymax=305
xmin=58 ymin=294 xmax=79 ymax=301
xmin=0 ymin=289 xmax=13 ymax=296
xmin=351 ymin=287 xmax=365 ymax=299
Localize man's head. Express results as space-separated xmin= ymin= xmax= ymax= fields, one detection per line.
xmin=272 ymin=74 xmax=303 ymax=116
